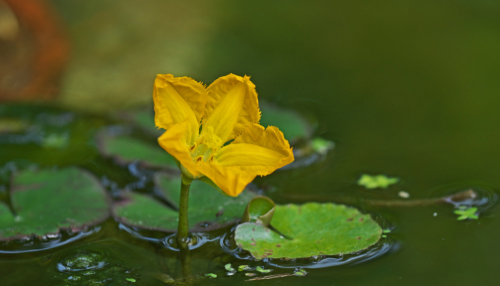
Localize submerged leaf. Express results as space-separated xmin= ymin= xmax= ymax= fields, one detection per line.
xmin=0 ymin=168 xmax=109 ymax=240
xmin=235 ymin=203 xmax=382 ymax=259
xmin=112 ymin=174 xmax=256 ymax=232
xmin=358 ymin=174 xmax=399 ymax=189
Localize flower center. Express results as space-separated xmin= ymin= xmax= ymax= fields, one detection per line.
xmin=189 ymin=126 xmax=222 ymax=163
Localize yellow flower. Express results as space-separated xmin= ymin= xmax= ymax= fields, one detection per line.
xmin=153 ymin=74 xmax=294 ymax=197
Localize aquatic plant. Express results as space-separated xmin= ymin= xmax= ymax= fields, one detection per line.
xmin=152 ymin=73 xmax=294 ymax=249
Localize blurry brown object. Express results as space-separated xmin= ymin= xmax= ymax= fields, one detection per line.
xmin=0 ymin=0 xmax=69 ymax=101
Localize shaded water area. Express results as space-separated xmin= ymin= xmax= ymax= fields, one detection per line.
xmin=1 ymin=0 xmax=500 ymax=285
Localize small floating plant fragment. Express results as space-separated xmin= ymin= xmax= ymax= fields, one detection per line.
xmin=225 ymin=263 xmax=235 ymax=272
xmin=358 ymin=174 xmax=399 ymax=189
xmin=256 ymin=266 xmax=272 ymax=273
xmin=205 ymin=273 xmax=217 ymax=278
xmin=0 ymin=168 xmax=109 ymax=240
xmin=294 ymin=268 xmax=308 ymax=276
xmin=97 ymin=132 xmax=178 ymax=170
xmin=112 ymin=173 xmax=256 ymax=232
xmin=235 ymin=202 xmax=382 ymax=259
xmin=454 ymin=206 xmax=479 ymax=220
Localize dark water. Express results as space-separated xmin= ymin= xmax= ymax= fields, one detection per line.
xmin=1 ymin=0 xmax=500 ymax=285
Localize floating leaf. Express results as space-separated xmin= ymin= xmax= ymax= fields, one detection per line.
xmin=357 ymin=174 xmax=399 ymax=189
xmin=225 ymin=263 xmax=235 ymax=272
xmin=0 ymin=168 xmax=109 ymax=240
xmin=235 ymin=203 xmax=382 ymax=259
xmin=125 ymin=278 xmax=136 ymax=282
xmin=238 ymin=265 xmax=252 ymax=271
xmin=310 ymin=137 xmax=335 ymax=155
xmin=112 ymin=174 xmax=256 ymax=232
xmin=454 ymin=207 xmax=479 ymax=220
xmin=205 ymin=273 xmax=217 ymax=278
xmin=294 ymin=269 xmax=307 ymax=276
xmin=241 ymin=196 xmax=275 ymax=227
xmin=97 ymin=133 xmax=177 ymax=170
xmin=256 ymin=266 xmax=272 ymax=273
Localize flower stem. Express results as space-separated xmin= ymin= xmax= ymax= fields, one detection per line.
xmin=177 ymin=174 xmax=192 ymax=246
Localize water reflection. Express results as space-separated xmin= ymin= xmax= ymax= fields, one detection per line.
xmin=0 ymin=226 xmax=101 ymax=254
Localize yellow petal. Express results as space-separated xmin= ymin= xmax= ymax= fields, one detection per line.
xmin=157 ymin=120 xmax=202 ymax=178
xmin=202 ymin=74 xmax=260 ymax=143
xmin=153 ymin=74 xmax=206 ymax=144
xmin=198 ymin=124 xmax=294 ymax=196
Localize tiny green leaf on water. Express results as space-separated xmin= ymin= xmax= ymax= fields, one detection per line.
xmin=383 ymin=229 xmax=391 ymax=233
xmin=382 ymin=235 xmax=387 ymax=238
xmin=205 ymin=273 xmax=217 ymax=278
xmin=358 ymin=174 xmax=399 ymax=189
xmin=311 ymin=137 xmax=335 ymax=155
xmin=294 ymin=269 xmax=308 ymax=276
xmin=238 ymin=265 xmax=252 ymax=271
xmin=225 ymin=263 xmax=235 ymax=272
xmin=454 ymin=207 xmax=479 ymax=220
xmin=256 ymin=266 xmax=272 ymax=273
xmin=125 ymin=278 xmax=136 ymax=282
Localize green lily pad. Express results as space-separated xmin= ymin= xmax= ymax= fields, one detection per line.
xmin=260 ymin=102 xmax=312 ymax=144
xmin=112 ymin=174 xmax=256 ymax=232
xmin=97 ymin=133 xmax=178 ymax=170
xmin=241 ymin=196 xmax=275 ymax=227
xmin=0 ymin=168 xmax=109 ymax=240
xmin=235 ymin=203 xmax=382 ymax=259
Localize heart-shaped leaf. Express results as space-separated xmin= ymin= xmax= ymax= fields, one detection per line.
xmin=235 ymin=203 xmax=382 ymax=259
xmin=0 ymin=168 xmax=109 ymax=240
xmin=97 ymin=133 xmax=178 ymax=170
xmin=241 ymin=196 xmax=275 ymax=227
xmin=112 ymin=174 xmax=256 ymax=232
